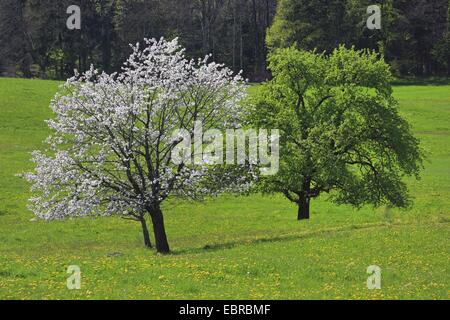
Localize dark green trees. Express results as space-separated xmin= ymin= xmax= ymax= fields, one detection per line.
xmin=267 ymin=0 xmax=450 ymax=76
xmin=266 ymin=0 xmax=357 ymax=52
xmin=0 ymin=0 xmax=278 ymax=81
xmin=250 ymin=46 xmax=424 ymax=220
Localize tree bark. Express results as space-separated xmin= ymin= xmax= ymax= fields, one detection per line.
xmin=20 ymin=53 xmax=32 ymax=78
xmin=297 ymin=196 xmax=310 ymax=220
xmin=100 ymin=1 xmax=112 ymax=74
xmin=297 ymin=178 xmax=311 ymax=220
xmin=149 ymin=205 xmax=170 ymax=254
xmin=140 ymin=217 xmax=152 ymax=248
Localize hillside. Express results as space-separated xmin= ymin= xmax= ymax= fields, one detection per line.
xmin=0 ymin=78 xmax=449 ymax=299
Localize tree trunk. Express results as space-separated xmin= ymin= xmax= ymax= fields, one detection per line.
xmin=252 ymin=0 xmax=259 ymax=76
xmin=297 ymin=178 xmax=311 ymax=220
xmin=100 ymin=2 xmax=112 ymax=74
xmin=20 ymin=53 xmax=32 ymax=78
xmin=149 ymin=205 xmax=170 ymax=254
xmin=140 ymin=217 xmax=152 ymax=248
xmin=297 ymin=196 xmax=310 ymax=220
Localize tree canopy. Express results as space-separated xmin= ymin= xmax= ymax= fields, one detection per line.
xmin=267 ymin=0 xmax=450 ymax=76
xmin=250 ymin=46 xmax=424 ymax=220
xmin=22 ymin=38 xmax=250 ymax=253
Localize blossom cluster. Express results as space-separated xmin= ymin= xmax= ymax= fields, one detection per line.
xmin=22 ymin=38 xmax=251 ymax=220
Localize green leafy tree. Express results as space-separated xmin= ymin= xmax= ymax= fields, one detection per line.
xmin=249 ymin=46 xmax=424 ymax=220
xmin=266 ymin=0 xmax=356 ymax=52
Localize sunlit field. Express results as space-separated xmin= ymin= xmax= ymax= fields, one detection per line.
xmin=0 ymin=78 xmax=448 ymax=299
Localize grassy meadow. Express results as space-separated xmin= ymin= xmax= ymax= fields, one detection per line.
xmin=0 ymin=77 xmax=449 ymax=299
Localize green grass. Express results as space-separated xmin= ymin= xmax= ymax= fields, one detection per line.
xmin=0 ymin=78 xmax=449 ymax=299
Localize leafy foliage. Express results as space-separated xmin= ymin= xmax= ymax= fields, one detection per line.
xmin=0 ymin=0 xmax=277 ymax=80
xmin=266 ymin=0 xmax=450 ymax=76
xmin=249 ymin=46 xmax=424 ymax=218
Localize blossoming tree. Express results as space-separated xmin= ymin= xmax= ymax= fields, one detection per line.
xmin=22 ymin=38 xmax=248 ymax=253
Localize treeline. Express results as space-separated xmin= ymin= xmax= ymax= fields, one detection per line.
xmin=0 ymin=0 xmax=449 ymax=81
xmin=268 ymin=0 xmax=450 ymax=76
xmin=0 ymin=0 xmax=277 ymax=81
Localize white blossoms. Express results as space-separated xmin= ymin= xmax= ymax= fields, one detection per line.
xmin=21 ymin=38 xmax=253 ymax=222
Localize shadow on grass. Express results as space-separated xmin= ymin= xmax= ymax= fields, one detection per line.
xmin=171 ymin=222 xmax=390 ymax=255
xmin=170 ymin=219 xmax=450 ymax=256
xmin=392 ymin=77 xmax=450 ymax=86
